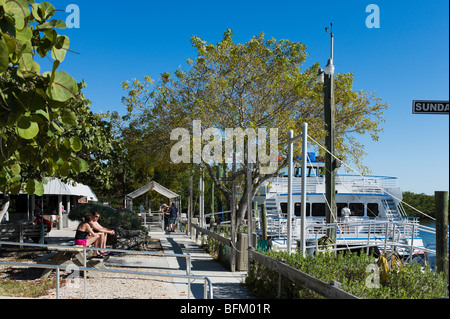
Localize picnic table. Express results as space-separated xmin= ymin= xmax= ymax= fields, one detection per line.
xmin=37 ymin=245 xmax=106 ymax=278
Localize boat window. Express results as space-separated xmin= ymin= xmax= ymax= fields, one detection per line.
xmin=311 ymin=203 xmax=325 ymax=216
xmin=294 ymin=203 xmax=310 ymax=217
xmin=367 ymin=203 xmax=379 ymax=217
xmin=349 ymin=203 xmax=364 ymax=216
xmin=280 ymin=203 xmax=287 ymax=214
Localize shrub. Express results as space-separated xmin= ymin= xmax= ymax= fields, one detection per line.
xmin=246 ymin=250 xmax=448 ymax=299
xmin=69 ymin=202 xmax=146 ymax=232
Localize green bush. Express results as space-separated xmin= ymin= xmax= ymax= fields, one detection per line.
xmin=246 ymin=250 xmax=448 ymax=299
xmin=69 ymin=202 xmax=146 ymax=232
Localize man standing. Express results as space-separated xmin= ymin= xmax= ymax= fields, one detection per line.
xmin=89 ymin=211 xmax=115 ymax=257
xmin=340 ymin=206 xmax=351 ymax=234
xmin=168 ymin=203 xmax=178 ymax=232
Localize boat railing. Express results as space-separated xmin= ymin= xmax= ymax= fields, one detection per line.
xmin=305 ymin=222 xmax=436 ymax=259
xmin=266 ymin=216 xmax=426 ymax=250
xmin=268 ymin=175 xmax=398 ymax=195
xmin=301 ymin=217 xmax=421 ymax=238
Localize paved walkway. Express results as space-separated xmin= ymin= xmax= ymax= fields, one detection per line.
xmin=156 ymin=230 xmax=252 ymax=299
xmin=45 ymin=227 xmax=253 ymax=299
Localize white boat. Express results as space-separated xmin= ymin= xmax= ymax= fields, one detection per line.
xmin=254 ymin=153 xmax=433 ymax=262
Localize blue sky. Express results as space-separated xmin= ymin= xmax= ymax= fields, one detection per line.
xmin=48 ymin=0 xmax=448 ymax=195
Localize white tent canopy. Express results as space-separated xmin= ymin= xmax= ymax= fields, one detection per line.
xmin=0 ymin=178 xmax=97 ymax=226
xmin=44 ymin=178 xmax=98 ymax=201
xmin=0 ymin=178 xmax=97 ymax=201
xmin=125 ymin=181 xmax=180 ymax=211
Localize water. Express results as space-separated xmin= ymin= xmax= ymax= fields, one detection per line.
xmin=419 ymin=218 xmax=450 ymax=249
xmin=420 ymin=218 xmax=437 ymax=249
xmin=419 ymin=218 xmax=449 ymax=269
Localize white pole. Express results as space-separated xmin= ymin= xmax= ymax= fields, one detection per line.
xmin=301 ymin=123 xmax=308 ymax=257
xmin=287 ymin=130 xmax=294 ymax=254
xmin=199 ymin=169 xmax=204 ymax=228
xmin=58 ymin=195 xmax=63 ymax=230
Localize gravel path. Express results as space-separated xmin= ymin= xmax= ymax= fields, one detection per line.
xmin=1 ymin=245 xmax=184 ymax=299
xmin=38 ymin=255 xmax=182 ymax=299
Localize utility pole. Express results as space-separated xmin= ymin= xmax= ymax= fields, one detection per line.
xmin=230 ymin=151 xmax=237 ymax=272
xmin=435 ymin=191 xmax=448 ymax=282
xmin=324 ymin=23 xmax=337 ymax=241
xmin=247 ymin=150 xmax=253 ymax=249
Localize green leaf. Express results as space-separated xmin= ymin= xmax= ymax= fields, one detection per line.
xmin=0 ymin=37 xmax=8 ymax=73
xmin=26 ymin=179 xmax=44 ymax=196
xmin=2 ymin=0 xmax=29 ymax=30
xmin=70 ymin=158 xmax=88 ymax=173
xmin=78 ymin=158 xmax=89 ymax=173
xmin=59 ymin=161 xmax=70 ymax=176
xmin=60 ymin=108 xmax=77 ymax=126
xmin=15 ymin=27 xmax=32 ymax=42
xmin=16 ymin=116 xmax=39 ymax=139
xmin=51 ymin=35 xmax=70 ymax=62
xmin=33 ymin=109 xmax=50 ymax=122
xmin=44 ymin=70 xmax=78 ymax=102
xmin=9 ymin=163 xmax=21 ymax=175
xmin=35 ymin=19 xmax=66 ymax=30
xmin=18 ymin=52 xmax=33 ymax=72
xmin=31 ymin=2 xmax=55 ymax=22
xmin=70 ymin=136 xmax=82 ymax=152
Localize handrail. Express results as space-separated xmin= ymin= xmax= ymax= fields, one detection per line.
xmin=0 ymin=241 xmax=213 ymax=299
xmin=0 ymin=260 xmax=213 ymax=299
xmin=306 ymin=221 xmax=438 ymax=259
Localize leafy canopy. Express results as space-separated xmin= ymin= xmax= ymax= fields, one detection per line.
xmin=121 ymin=29 xmax=388 ymax=222
xmin=0 ymin=1 xmax=115 ymax=196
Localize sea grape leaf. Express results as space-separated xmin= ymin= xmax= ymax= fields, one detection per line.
xmin=0 ymin=37 xmax=8 ymax=73
xmin=26 ymin=179 xmax=44 ymax=196
xmin=44 ymin=70 xmax=78 ymax=102
xmin=31 ymin=2 xmax=55 ymax=22
xmin=16 ymin=116 xmax=39 ymax=139
xmin=60 ymin=108 xmax=77 ymax=126
xmin=51 ymin=35 xmax=69 ymax=62
xmin=70 ymin=136 xmax=82 ymax=152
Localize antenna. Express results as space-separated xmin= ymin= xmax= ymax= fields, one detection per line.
xmin=325 ymin=23 xmax=334 ymax=60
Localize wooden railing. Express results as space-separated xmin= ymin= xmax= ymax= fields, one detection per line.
xmin=189 ymin=221 xmax=359 ymax=299
xmin=248 ymin=249 xmax=359 ymax=299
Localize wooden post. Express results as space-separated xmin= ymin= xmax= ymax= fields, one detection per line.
xmin=435 ymin=191 xmax=448 ymax=282
xmin=261 ymin=203 xmax=267 ymax=240
xmin=324 ymin=68 xmax=336 ymax=241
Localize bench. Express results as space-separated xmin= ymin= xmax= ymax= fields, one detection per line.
xmin=0 ymin=223 xmax=50 ymax=244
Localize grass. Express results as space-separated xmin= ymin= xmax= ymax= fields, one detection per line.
xmin=0 ymin=277 xmax=57 ymax=298
xmin=0 ymin=253 xmax=59 ymax=298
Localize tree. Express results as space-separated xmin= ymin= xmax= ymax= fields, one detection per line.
xmin=0 ymin=1 xmax=115 ymax=220
xmin=122 ymin=29 xmax=388 ymax=228
xmin=401 ymin=192 xmax=436 ymax=219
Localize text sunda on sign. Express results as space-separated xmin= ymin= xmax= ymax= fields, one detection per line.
xmin=413 ymin=100 xmax=449 ymax=114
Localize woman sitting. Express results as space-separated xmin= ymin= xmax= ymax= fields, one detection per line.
xmin=74 ymin=215 xmax=101 ymax=258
